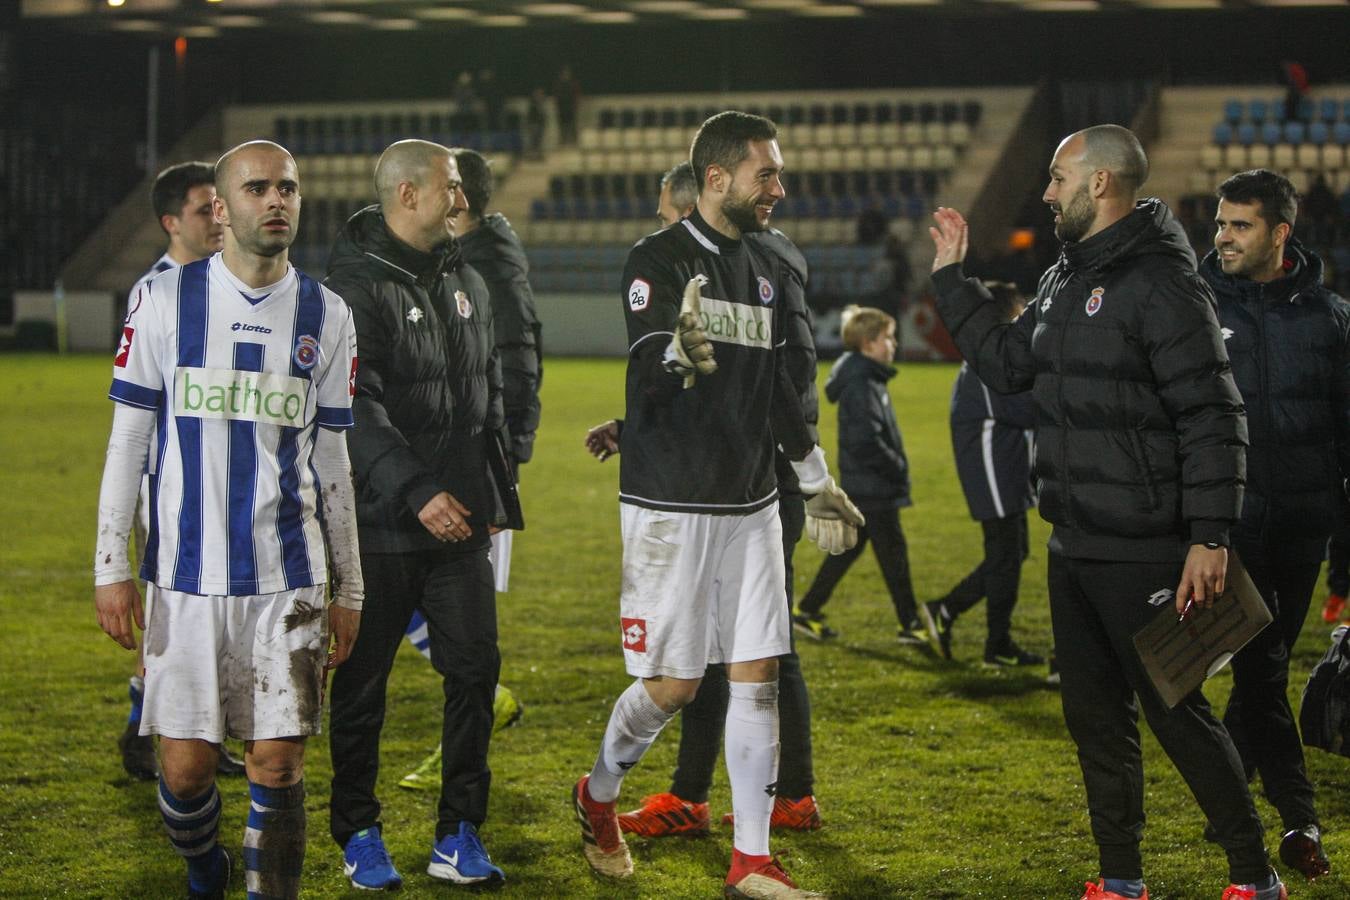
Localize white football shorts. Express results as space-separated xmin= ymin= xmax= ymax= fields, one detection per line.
xmin=490 ymin=528 xmax=512 ymax=593
xmin=140 ymin=583 xmax=328 ymax=743
xmin=618 ymin=502 xmax=789 ymax=679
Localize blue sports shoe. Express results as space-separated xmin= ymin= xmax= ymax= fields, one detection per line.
xmin=427 ymin=821 xmax=504 ymax=884
xmin=343 ymin=827 xmax=403 ymax=891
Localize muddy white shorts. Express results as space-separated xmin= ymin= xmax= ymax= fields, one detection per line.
xmin=140 ymin=583 xmax=328 ymax=743
xmin=618 ymin=502 xmax=789 ymax=679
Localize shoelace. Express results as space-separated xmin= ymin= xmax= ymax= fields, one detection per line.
xmin=352 ymin=835 xmax=393 ymax=869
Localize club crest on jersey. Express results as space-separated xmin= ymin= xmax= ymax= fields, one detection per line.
xmin=115 ymin=327 xmax=134 ymax=368
xmin=621 ymin=617 xmax=647 ymax=653
xmin=455 ymin=290 xmax=472 ymax=319
xmin=628 ymin=278 xmax=651 ymax=312
xmin=757 ymin=276 xmax=775 ymax=305
xmin=293 ymin=334 xmax=319 ymax=371
xmin=1085 ymin=287 xmax=1105 ymax=317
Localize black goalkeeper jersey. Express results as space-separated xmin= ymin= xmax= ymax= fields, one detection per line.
xmin=619 ymin=208 xmax=811 ymax=515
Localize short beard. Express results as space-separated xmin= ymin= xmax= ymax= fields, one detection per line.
xmin=722 ymin=191 xmax=765 ymax=234
xmin=1054 ymin=183 xmax=1095 ymax=243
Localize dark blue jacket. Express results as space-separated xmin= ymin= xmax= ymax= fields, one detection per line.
xmin=1200 ymin=237 xmax=1350 ymax=561
xmin=950 ymin=363 xmax=1036 ymax=521
xmin=826 ymin=351 xmax=911 ymax=512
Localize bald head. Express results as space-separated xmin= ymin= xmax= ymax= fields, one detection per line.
xmin=215 ymin=140 xmax=294 ymax=191
xmin=1074 ymin=125 xmax=1149 ymax=197
xmin=375 ymin=139 xmax=452 ymax=209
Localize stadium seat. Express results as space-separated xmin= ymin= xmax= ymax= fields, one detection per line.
xmin=1319 ymin=98 xmax=1339 ymax=122
xmin=1335 ymin=122 xmax=1350 ymax=145
xmin=1321 ymin=144 xmax=1345 ymax=170
xmin=901 ymin=122 xmax=924 ymax=146
xmin=1247 ymin=143 xmax=1272 ymax=168
xmin=1212 ymin=122 xmax=1233 ymax=145
xmin=911 ymin=146 xmax=935 ymax=170
xmin=1236 ymin=123 xmax=1257 ymax=146
xmin=948 ymin=121 xmax=972 ymax=146
xmin=1223 ymin=98 xmax=1243 ymax=123
xmin=1285 ymin=121 xmax=1307 ymax=144
xmin=1223 ymin=144 xmax=1247 ymax=170
xmin=1309 ymin=121 xmax=1330 ymax=145
xmin=922 ymin=121 xmax=946 ymax=145
xmin=1200 ymin=144 xmax=1223 ymax=170
xmin=1271 ymin=143 xmax=1296 ymax=169
xmin=878 ymin=122 xmax=901 ymax=145
xmin=842 ymin=146 xmax=865 ymax=170
xmin=1248 ymin=99 xmax=1269 ymax=123
xmin=1296 ymin=143 xmax=1321 ymax=170
xmin=1260 ymin=122 xmax=1283 ymax=146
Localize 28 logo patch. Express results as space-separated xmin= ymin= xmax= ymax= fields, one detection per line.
xmin=628 ymin=278 xmax=651 ymax=312
xmin=621 ymin=617 xmax=647 ymax=653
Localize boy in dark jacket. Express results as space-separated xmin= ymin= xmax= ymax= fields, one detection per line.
xmin=925 ymin=281 xmax=1042 ymax=666
xmin=793 ymin=306 xmax=935 ymax=646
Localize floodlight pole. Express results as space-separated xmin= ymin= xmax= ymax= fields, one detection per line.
xmin=146 ymin=44 xmax=159 ymax=177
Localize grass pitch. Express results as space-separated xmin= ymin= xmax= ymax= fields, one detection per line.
xmin=1 ymin=353 xmax=1346 ymax=899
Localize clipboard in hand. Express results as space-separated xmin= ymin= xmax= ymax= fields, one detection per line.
xmin=1132 ymin=552 xmax=1272 ymax=709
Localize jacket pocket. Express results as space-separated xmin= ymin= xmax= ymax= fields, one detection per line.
xmin=1126 ymin=427 xmax=1159 ymax=511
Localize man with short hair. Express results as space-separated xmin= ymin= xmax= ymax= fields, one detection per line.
xmin=326 ymin=139 xmax=518 ymax=890
xmin=395 ymin=147 xmax=538 ymax=792
xmin=118 ymin=160 xmax=234 ymax=783
xmin=930 ymin=126 xmax=1285 ymax=899
xmin=94 ymin=140 xmax=363 ymax=900
xmin=1199 ymin=167 xmax=1349 ymax=881
xmin=572 ymin=112 xmax=858 ymax=900
xmin=586 ymin=160 xmax=825 ymax=840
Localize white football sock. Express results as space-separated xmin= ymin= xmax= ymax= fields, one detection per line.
xmin=726 ymin=680 xmax=779 ymax=857
xmin=587 ymin=680 xmax=674 ymax=803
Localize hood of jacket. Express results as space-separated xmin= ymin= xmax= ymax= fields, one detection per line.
xmin=824 ymin=350 xmax=895 ymax=403
xmin=1061 ymin=197 xmax=1195 ymax=277
xmin=458 ymin=213 xmax=529 ymax=281
xmin=326 ymin=204 xmax=463 ymax=286
xmin=1198 ymin=235 xmax=1327 ymax=306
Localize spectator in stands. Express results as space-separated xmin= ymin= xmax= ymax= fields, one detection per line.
xmin=925 ymin=281 xmax=1043 ymax=668
xmin=552 ymin=65 xmax=580 ymax=145
xmin=395 ymin=147 xmax=540 ymax=793
xmin=117 ymin=160 xmax=244 ymax=784
xmin=451 ymin=71 xmax=481 ymax=132
xmin=793 ymin=305 xmax=936 ymax=648
xmin=526 ymin=88 xmax=548 ymax=160
xmin=1281 ymin=61 xmax=1310 ymax=123
xmin=856 ymin=203 xmax=888 ymax=245
xmin=930 ymin=125 xmax=1285 ymax=900
xmin=325 ymin=138 xmax=519 ymax=890
xmin=477 ymin=68 xmax=502 ymax=131
xmin=1200 ymin=167 xmax=1349 ymax=881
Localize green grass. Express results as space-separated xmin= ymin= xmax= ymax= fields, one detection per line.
xmin=1 ymin=353 xmax=1346 ymax=899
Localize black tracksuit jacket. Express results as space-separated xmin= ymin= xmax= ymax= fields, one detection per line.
xmin=325 ymin=206 xmax=513 ymax=553
xmin=934 ymin=199 xmax=1248 ymax=561
xmin=1200 ymin=237 xmax=1350 ymax=561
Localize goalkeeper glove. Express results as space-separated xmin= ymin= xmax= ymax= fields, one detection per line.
xmin=791 ymin=446 xmax=865 ymax=554
xmin=664 ymin=274 xmax=717 ymax=388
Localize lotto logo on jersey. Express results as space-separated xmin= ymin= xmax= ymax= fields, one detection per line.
xmin=114 ymin=327 xmax=134 ymax=368
xmin=628 ymin=278 xmax=651 ymax=311
xmin=174 ymin=367 xmax=309 ymax=427
xmin=697 ymin=296 xmax=773 ymax=350
xmin=621 ymin=617 xmax=647 ymax=653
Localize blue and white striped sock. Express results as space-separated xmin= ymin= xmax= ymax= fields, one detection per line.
xmin=405 ymin=610 xmax=432 ymax=662
xmin=243 ymin=781 xmax=305 ymax=900
xmin=157 ymin=779 xmax=224 ymax=893
xmin=128 ymin=675 xmax=145 ymax=724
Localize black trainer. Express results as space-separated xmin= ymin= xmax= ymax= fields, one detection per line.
xmin=925 ymin=601 xmax=953 ymax=660
xmin=1279 ymin=824 xmax=1331 ymax=879
xmin=118 ymin=720 xmax=158 ymax=781
xmin=983 ymin=641 xmax=1044 ymax=667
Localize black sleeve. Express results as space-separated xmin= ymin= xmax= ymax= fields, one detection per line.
xmin=489 ymin=271 xmax=542 ymax=465
xmin=779 ymin=262 xmax=820 ymax=442
xmin=932 ymin=263 xmax=1037 ymax=395
xmin=329 ymin=275 xmax=442 ymax=517
xmin=1332 ymin=298 xmax=1350 ymax=491
xmin=622 ymin=244 xmax=687 ymax=405
xmin=1145 ymin=271 xmax=1247 ymax=546
xmin=993 ymin=389 xmax=1037 ymax=430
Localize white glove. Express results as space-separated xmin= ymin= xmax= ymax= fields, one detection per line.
xmin=665 ymin=274 xmax=717 ymax=388
xmin=804 ymin=477 xmax=865 ymax=555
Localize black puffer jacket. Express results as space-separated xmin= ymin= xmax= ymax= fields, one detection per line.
xmin=1200 ymin=237 xmax=1350 ymax=560
xmin=459 ymin=213 xmax=542 ymax=466
xmin=934 ymin=199 xmax=1247 ymax=562
xmin=326 ymin=205 xmax=510 ymax=553
xmin=827 ymin=350 xmax=911 ymax=512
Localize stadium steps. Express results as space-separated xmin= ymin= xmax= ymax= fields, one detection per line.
xmin=59 ymin=109 xmax=225 ymax=293
xmin=1148 ymin=86 xmax=1247 ymax=210
xmin=498 ymin=156 xmax=559 ymax=247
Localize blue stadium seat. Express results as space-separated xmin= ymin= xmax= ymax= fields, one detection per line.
xmin=1236 ymin=123 xmax=1257 ymax=146
xmin=881 ymin=196 xmax=902 ymax=218
xmin=1342 ymin=99 xmax=1350 ymax=122
xmin=1309 ymin=121 xmax=1330 ymax=145
xmin=530 ymin=199 xmax=550 ymax=221
xmin=1333 ymin=122 xmax=1350 ymax=145
xmin=962 ymin=101 xmax=981 ymax=126
xmin=1260 ymin=122 xmax=1282 ymax=145
xmin=874 ymin=102 xmax=894 ymax=124
xmin=1212 ymin=122 xmax=1233 ymax=145
xmin=1223 ymin=99 xmax=1243 ymax=123
xmin=1320 ymin=98 xmax=1339 ymax=122
xmin=787 ymin=197 xmax=811 ymax=219
xmin=1248 ymin=99 xmax=1269 ymax=123
xmin=1284 ymin=121 xmax=1307 ymax=144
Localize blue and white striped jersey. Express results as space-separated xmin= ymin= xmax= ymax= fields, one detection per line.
xmin=110 ymin=253 xmax=357 ymax=596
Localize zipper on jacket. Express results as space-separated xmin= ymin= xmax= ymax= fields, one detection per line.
xmin=1055 ymin=270 xmax=1074 ymax=528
